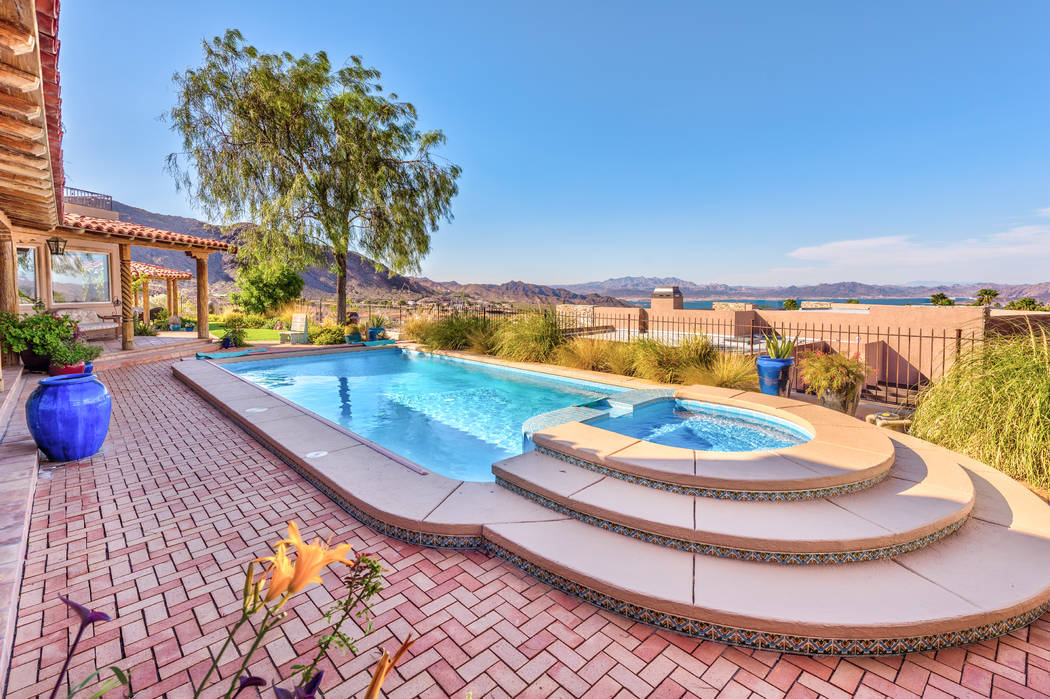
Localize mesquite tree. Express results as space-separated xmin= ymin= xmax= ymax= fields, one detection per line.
xmin=167 ymin=29 xmax=460 ymax=322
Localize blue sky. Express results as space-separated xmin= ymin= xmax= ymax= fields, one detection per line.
xmin=60 ymin=2 xmax=1050 ymax=286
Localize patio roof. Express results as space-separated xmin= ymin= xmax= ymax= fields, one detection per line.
xmin=130 ymin=261 xmax=192 ymax=281
xmin=60 ymin=213 xmax=236 ymax=253
xmin=0 ymin=0 xmax=63 ymax=230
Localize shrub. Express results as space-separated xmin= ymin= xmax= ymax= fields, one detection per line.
xmin=310 ymin=323 xmax=346 ymax=345
xmin=604 ymin=341 xmax=637 ymax=376
xmin=911 ymin=325 xmax=1050 ymax=488
xmin=682 ymin=352 xmax=757 ymax=389
xmin=555 ymin=338 xmax=610 ymax=372
xmin=466 ymin=324 xmax=498 ymax=355
xmin=782 ymin=298 xmax=800 ymax=310
xmin=494 ymin=308 xmax=564 ymax=362
xmin=401 ymin=315 xmax=437 ymax=343
xmin=231 ymin=263 xmax=304 ymax=315
xmin=0 ymin=301 xmax=77 ymax=355
xmin=629 ymin=336 xmax=715 ymax=384
xmin=366 ymin=314 xmax=390 ymax=328
xmin=421 ymin=314 xmax=496 ymax=351
xmin=49 ymin=340 xmax=104 ymax=367
xmin=798 ymin=352 xmax=871 ymax=395
xmin=134 ymin=320 xmax=158 ymax=337
xmin=222 ymin=311 xmax=245 ymax=327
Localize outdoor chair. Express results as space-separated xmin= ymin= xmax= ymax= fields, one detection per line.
xmin=279 ymin=313 xmax=309 ymax=344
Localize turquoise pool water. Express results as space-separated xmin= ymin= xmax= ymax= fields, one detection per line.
xmin=227 ymin=349 xmax=621 ymax=481
xmin=585 ymin=399 xmax=811 ymax=451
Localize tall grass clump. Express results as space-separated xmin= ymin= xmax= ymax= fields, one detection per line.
xmin=401 ymin=315 xmax=438 ymax=343
xmin=604 ymin=341 xmax=637 ymax=377
xmin=555 ymin=338 xmax=610 ymax=372
xmin=422 ymin=314 xmax=496 ymax=351
xmin=630 ymin=335 xmax=715 ymax=384
xmin=910 ymin=324 xmax=1050 ymax=488
xmin=682 ymin=352 xmax=757 ymax=390
xmin=494 ymin=307 xmax=565 ymax=362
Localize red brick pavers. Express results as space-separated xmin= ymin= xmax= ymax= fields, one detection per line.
xmin=6 ymin=361 xmax=1050 ymax=698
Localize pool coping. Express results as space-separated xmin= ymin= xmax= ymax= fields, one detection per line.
xmin=170 ymin=345 xmax=1050 ymax=654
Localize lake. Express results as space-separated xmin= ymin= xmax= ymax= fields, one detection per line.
xmin=626 ymin=297 xmax=969 ymax=309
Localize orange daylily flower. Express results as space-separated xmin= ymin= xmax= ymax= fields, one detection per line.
xmin=254 ymin=522 xmax=353 ymax=607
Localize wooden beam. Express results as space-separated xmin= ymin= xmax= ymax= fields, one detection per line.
xmin=0 ymin=62 xmax=39 ymax=92
xmin=0 ymin=20 xmax=35 ymax=55
xmin=0 ymin=149 xmax=48 ymax=170
xmin=0 ymin=112 xmax=42 ymax=140
xmin=0 ymin=131 xmax=47 ymax=156
xmin=0 ymin=180 xmax=51 ymax=199
xmin=0 ymin=91 xmax=40 ymax=119
xmin=119 ymin=244 xmax=133 ymax=350
xmin=0 ymin=157 xmax=49 ymax=179
xmin=195 ymin=255 xmax=209 ymax=340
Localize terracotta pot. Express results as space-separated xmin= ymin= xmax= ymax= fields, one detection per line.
xmin=48 ymin=362 xmax=86 ymax=376
xmin=818 ymin=383 xmax=862 ymax=416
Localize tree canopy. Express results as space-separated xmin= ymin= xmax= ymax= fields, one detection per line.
xmin=781 ymin=298 xmax=800 ymax=310
xmin=232 ymin=263 xmax=304 ymax=315
xmin=167 ymin=29 xmax=461 ymax=322
xmin=974 ymin=288 xmax=999 ymax=306
xmin=1004 ymin=297 xmax=1045 ymax=311
xmin=930 ymin=293 xmax=955 ymax=306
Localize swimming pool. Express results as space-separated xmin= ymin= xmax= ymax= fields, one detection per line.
xmin=585 ymin=398 xmax=811 ymax=451
xmin=227 ymin=349 xmax=622 ymax=481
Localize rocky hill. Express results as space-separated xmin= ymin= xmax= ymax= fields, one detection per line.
xmin=415 ymin=279 xmax=629 ymax=306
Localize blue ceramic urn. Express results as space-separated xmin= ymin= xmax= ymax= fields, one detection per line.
xmin=25 ymin=373 xmax=112 ymax=462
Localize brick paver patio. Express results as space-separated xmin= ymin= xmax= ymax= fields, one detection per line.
xmin=6 ymin=361 xmax=1050 ymax=698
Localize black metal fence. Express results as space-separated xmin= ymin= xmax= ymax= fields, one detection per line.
xmin=63 ymin=186 xmax=113 ymax=211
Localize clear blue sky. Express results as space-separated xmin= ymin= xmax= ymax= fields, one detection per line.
xmin=60 ymin=1 xmax=1050 ymax=286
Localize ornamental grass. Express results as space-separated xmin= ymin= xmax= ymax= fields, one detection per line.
xmin=910 ymin=323 xmax=1050 ymax=489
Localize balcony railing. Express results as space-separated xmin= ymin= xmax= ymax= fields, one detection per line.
xmin=63 ymin=186 xmax=113 ymax=211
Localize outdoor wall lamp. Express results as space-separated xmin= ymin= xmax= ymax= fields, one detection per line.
xmin=46 ymin=235 xmax=67 ymax=255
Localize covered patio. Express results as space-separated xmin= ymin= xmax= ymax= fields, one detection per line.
xmin=130 ymin=260 xmax=192 ymax=324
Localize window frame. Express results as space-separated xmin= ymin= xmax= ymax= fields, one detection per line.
xmin=48 ymin=248 xmax=114 ymax=307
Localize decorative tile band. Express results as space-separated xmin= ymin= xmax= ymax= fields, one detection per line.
xmin=483 ymin=541 xmax=1050 ymax=656
xmin=496 ymin=477 xmax=966 ymax=564
xmin=534 ymin=444 xmax=890 ymax=501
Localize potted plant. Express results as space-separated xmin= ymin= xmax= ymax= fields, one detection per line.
xmin=756 ymin=334 xmax=797 ymax=396
xmin=344 ymin=323 xmax=362 ymax=343
xmin=798 ymin=351 xmax=872 ymax=416
xmin=367 ymin=315 xmax=388 ymax=341
xmin=48 ymin=340 xmax=104 ymax=376
xmin=0 ymin=301 xmax=77 ymax=372
xmin=167 ymin=313 xmax=181 ymax=331
xmin=221 ymin=315 xmax=246 ymax=349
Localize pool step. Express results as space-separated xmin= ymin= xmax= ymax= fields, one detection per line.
xmin=483 ymin=451 xmax=1050 ymax=654
xmin=495 ymin=432 xmax=974 ymax=563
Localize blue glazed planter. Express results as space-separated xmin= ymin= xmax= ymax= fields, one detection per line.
xmin=756 ymin=355 xmax=794 ymax=396
xmin=26 ymin=373 xmax=112 ymax=462
xmin=368 ymin=327 xmax=384 ymax=341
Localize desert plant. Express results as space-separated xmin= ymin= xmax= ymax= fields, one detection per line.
xmin=763 ymin=333 xmax=798 ymax=359
xmin=682 ymin=352 xmax=757 ymax=390
xmin=400 ymin=315 xmax=438 ymax=343
xmin=555 ymin=338 xmax=610 ymax=372
xmin=798 ymin=351 xmax=870 ymax=396
xmin=930 ymin=292 xmax=955 ymax=306
xmin=466 ymin=323 xmax=499 ymax=354
xmin=134 ymin=320 xmax=159 ymax=337
xmin=629 ymin=336 xmax=714 ymax=384
xmin=366 ymin=314 xmax=390 ymax=328
xmin=1004 ymin=297 xmax=1046 ymax=311
xmin=677 ymin=335 xmax=716 ymax=367
xmin=911 ymin=324 xmax=1050 ymax=488
xmin=420 ymin=314 xmax=495 ymax=351
xmin=603 ymin=341 xmax=637 ymax=376
xmin=494 ymin=307 xmax=565 ymax=362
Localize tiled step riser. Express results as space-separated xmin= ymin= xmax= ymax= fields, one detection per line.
xmin=495 ymin=475 xmax=969 ymax=565
xmin=534 ymin=444 xmax=891 ymax=501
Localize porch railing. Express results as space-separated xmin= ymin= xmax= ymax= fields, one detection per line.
xmin=63 ymin=186 xmax=113 ymax=211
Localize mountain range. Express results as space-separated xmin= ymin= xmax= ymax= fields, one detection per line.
xmin=114 ymin=203 xmax=1050 ymax=305
xmin=561 ymin=277 xmax=1050 ymax=303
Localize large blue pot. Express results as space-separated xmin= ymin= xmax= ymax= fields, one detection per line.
xmin=25 ymin=373 xmax=112 ymax=462
xmin=756 ymin=355 xmax=794 ymax=396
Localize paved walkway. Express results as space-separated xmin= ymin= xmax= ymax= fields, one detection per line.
xmin=6 ymin=362 xmax=1050 ymax=698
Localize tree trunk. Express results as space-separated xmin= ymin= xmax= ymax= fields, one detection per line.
xmin=335 ymin=251 xmax=347 ymax=324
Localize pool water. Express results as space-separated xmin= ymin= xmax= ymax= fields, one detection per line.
xmin=585 ymin=399 xmax=811 ymax=451
xmin=227 ymin=349 xmax=621 ymax=481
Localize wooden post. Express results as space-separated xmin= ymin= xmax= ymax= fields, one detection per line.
xmin=141 ymin=277 xmax=150 ymax=324
xmin=119 ymin=244 xmax=134 ymax=350
xmin=173 ymin=281 xmax=179 ymax=316
xmin=166 ymin=279 xmax=173 ymax=315
xmin=194 ymin=253 xmax=209 ymax=340
xmin=0 ymin=215 xmax=16 ymax=376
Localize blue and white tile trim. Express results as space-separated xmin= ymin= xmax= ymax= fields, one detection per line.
xmin=483 ymin=541 xmax=1050 ymax=656
xmin=496 ymin=477 xmax=966 ymax=564
xmin=534 ymin=444 xmax=890 ymax=501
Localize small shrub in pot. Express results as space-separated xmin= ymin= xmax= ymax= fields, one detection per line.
xmin=798 ymin=351 xmax=871 ymax=415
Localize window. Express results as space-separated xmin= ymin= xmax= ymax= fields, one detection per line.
xmin=16 ymin=248 xmax=37 ymax=302
xmin=50 ymin=251 xmax=111 ymax=303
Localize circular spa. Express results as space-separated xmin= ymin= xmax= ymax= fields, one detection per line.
xmin=582 ymin=398 xmax=812 ymax=451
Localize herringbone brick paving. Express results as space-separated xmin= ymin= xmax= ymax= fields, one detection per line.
xmin=6 ymin=361 xmax=1050 ymax=698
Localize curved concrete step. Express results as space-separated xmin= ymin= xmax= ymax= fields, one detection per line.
xmin=530 ymin=404 xmax=896 ymax=499
xmin=495 ymin=433 xmax=974 ymax=563
xmin=483 ymin=453 xmax=1050 ymax=654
